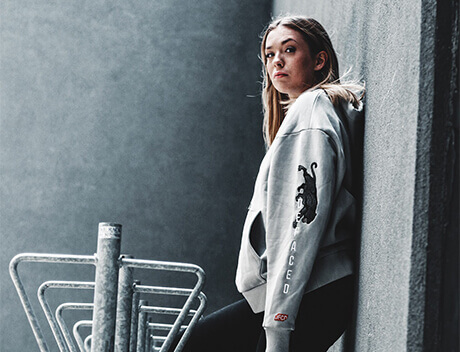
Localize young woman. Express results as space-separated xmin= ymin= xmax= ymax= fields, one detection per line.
xmin=182 ymin=16 xmax=364 ymax=352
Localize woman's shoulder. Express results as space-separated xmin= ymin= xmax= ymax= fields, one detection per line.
xmin=289 ymin=89 xmax=336 ymax=121
xmin=286 ymin=89 xmax=337 ymax=130
xmin=292 ymin=89 xmax=326 ymax=110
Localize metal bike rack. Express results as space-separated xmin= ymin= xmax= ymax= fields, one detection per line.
xmin=73 ymin=320 xmax=92 ymax=352
xmin=9 ymin=222 xmax=207 ymax=352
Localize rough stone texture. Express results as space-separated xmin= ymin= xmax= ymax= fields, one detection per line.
xmin=0 ymin=1 xmax=271 ymax=351
xmin=272 ymin=1 xmax=421 ymax=350
xmin=409 ymin=0 xmax=459 ymax=351
xmin=272 ymin=1 xmax=458 ymax=351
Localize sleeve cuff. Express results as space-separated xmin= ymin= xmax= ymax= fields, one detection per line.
xmin=264 ymin=328 xmax=291 ymax=352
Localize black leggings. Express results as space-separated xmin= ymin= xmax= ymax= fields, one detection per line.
xmin=181 ymin=275 xmax=354 ymax=352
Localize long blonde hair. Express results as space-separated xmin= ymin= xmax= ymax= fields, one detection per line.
xmin=261 ymin=16 xmax=365 ymax=146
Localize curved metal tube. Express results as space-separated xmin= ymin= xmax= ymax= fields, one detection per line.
xmin=84 ymin=335 xmax=92 ymax=352
xmin=9 ymin=253 xmax=95 ymax=352
xmin=73 ymin=320 xmax=92 ymax=352
xmin=55 ymin=302 xmax=94 ymax=352
xmin=174 ymin=292 xmax=207 ymax=352
xmin=124 ymin=257 xmax=205 ymax=352
xmin=37 ymin=280 xmax=95 ymax=352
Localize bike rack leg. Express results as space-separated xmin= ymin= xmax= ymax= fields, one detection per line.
xmin=115 ymin=255 xmax=134 ymax=352
xmin=129 ymin=282 xmax=140 ymax=352
xmin=136 ymin=300 xmax=148 ymax=352
xmin=91 ymin=223 xmax=122 ymax=352
xmin=145 ymin=318 xmax=152 ymax=352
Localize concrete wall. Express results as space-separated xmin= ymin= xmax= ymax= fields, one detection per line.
xmin=0 ymin=1 xmax=271 ymax=350
xmin=272 ymin=1 xmax=458 ymax=351
xmin=273 ymin=1 xmax=421 ymax=350
xmin=2 ymin=1 xmax=457 ymax=351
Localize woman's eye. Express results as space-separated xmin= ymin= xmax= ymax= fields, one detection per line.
xmin=265 ymin=52 xmax=274 ymax=59
xmin=286 ymin=46 xmax=296 ymax=53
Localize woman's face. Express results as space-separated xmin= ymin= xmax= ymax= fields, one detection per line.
xmin=265 ymin=26 xmax=323 ymax=99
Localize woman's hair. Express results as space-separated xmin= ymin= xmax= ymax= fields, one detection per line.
xmin=260 ymin=16 xmax=365 ymax=146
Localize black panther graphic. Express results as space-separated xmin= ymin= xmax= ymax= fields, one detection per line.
xmin=293 ymin=162 xmax=318 ymax=228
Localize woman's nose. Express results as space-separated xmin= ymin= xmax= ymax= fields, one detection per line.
xmin=273 ymin=54 xmax=284 ymax=67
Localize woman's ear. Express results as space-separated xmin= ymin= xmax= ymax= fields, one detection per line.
xmin=314 ymin=51 xmax=328 ymax=71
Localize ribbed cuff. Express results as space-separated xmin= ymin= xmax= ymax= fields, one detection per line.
xmin=264 ymin=328 xmax=291 ymax=352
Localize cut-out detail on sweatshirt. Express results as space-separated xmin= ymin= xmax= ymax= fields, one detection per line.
xmin=249 ymin=212 xmax=266 ymax=256
xmin=293 ymin=163 xmax=318 ymax=228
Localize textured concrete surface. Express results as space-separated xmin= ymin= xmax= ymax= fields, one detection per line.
xmin=272 ymin=1 xmax=458 ymax=351
xmin=0 ymin=1 xmax=271 ymax=350
xmin=408 ymin=0 xmax=459 ymax=350
xmin=272 ymin=1 xmax=421 ymax=350
xmin=2 ymin=1 xmax=457 ymax=351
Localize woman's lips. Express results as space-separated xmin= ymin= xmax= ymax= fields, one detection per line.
xmin=274 ymin=72 xmax=288 ymax=78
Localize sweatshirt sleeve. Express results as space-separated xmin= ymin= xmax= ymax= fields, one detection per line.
xmin=262 ymin=125 xmax=343 ymax=350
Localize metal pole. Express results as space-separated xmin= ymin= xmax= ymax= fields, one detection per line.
xmin=145 ymin=317 xmax=152 ymax=352
xmin=91 ymin=222 xmax=122 ymax=352
xmin=115 ymin=255 xmax=134 ymax=352
xmin=121 ymin=258 xmax=205 ymax=352
xmin=129 ymin=281 xmax=140 ymax=352
xmin=136 ymin=300 xmax=148 ymax=352
xmin=174 ymin=292 xmax=207 ymax=352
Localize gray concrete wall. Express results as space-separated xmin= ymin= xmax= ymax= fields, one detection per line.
xmin=272 ymin=1 xmax=421 ymax=350
xmin=0 ymin=1 xmax=271 ymax=350
xmin=272 ymin=1 xmax=459 ymax=351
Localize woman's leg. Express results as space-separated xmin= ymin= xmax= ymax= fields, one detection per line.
xmin=182 ymin=298 xmax=264 ymax=352
xmin=254 ymin=275 xmax=354 ymax=352
xmin=290 ymin=275 xmax=354 ymax=351
xmin=182 ymin=276 xmax=353 ymax=352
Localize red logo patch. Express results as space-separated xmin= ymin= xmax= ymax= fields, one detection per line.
xmin=274 ymin=313 xmax=288 ymax=322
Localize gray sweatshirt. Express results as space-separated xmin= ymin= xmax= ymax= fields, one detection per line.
xmin=235 ymin=89 xmax=364 ymax=347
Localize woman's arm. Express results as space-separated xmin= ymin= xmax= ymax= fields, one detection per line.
xmin=263 ymin=126 xmax=343 ymax=352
